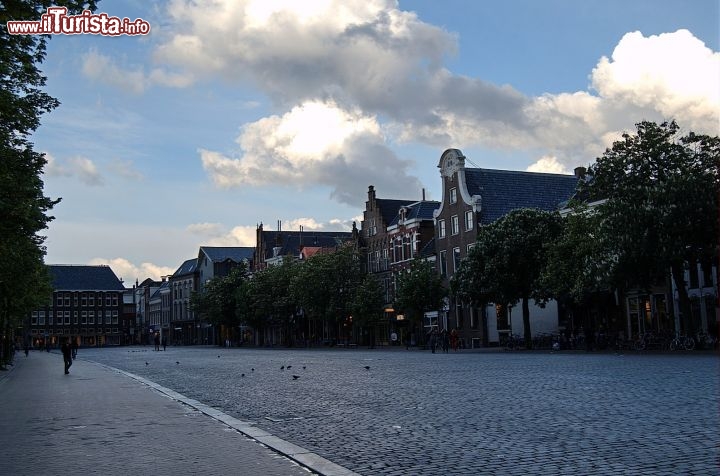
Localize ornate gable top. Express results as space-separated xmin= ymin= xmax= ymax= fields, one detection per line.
xmin=438 ymin=148 xmax=466 ymax=178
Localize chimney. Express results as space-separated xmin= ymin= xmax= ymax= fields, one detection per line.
xmin=368 ymin=185 xmax=376 ymax=208
xmin=422 ymin=188 xmax=426 ymax=201
xmin=574 ymin=166 xmax=586 ymax=179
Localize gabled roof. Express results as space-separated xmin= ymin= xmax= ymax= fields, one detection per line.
xmin=48 ymin=265 xmax=125 ymax=291
xmin=150 ymin=280 xmax=170 ymax=299
xmin=261 ymin=230 xmax=353 ymax=260
xmin=199 ymin=246 xmax=254 ymax=263
xmin=173 ymin=258 xmax=198 ymax=277
xmin=388 ymin=200 xmax=440 ymax=227
xmin=465 ymin=168 xmax=578 ymax=225
xmin=376 ymin=198 xmax=416 ymax=225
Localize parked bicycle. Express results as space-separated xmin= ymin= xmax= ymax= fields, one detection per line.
xmin=669 ymin=333 xmax=695 ymax=351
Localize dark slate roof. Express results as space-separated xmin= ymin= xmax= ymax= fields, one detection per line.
xmin=262 ymin=231 xmax=353 ymax=259
xmin=150 ymin=280 xmax=170 ymax=299
xmin=376 ymin=198 xmax=415 ymax=225
xmin=173 ymin=258 xmax=198 ymax=277
xmin=200 ymin=246 xmax=254 ymax=263
xmin=464 ymin=168 xmax=579 ymax=225
xmin=388 ymin=200 xmax=440 ymax=227
xmin=48 ymin=265 xmax=125 ymax=291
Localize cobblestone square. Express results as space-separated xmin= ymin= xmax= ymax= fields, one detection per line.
xmin=81 ymin=347 xmax=719 ymax=475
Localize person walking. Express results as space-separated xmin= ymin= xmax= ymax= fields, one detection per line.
xmin=161 ymin=335 xmax=167 ymax=351
xmin=154 ymin=333 xmax=160 ymax=351
xmin=61 ymin=338 xmax=73 ymax=375
xmin=71 ymin=338 xmax=78 ymax=359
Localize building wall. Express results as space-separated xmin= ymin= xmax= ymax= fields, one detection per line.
xmin=28 ymin=290 xmax=124 ymax=347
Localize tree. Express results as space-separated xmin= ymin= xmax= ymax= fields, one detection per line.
xmin=453 ymin=209 xmax=562 ymax=348
xmin=580 ymin=121 xmax=719 ymax=334
xmin=190 ymin=264 xmax=249 ymax=343
xmin=395 ymin=258 xmax=447 ymax=335
xmin=0 ymin=1 xmax=99 ymax=366
xmin=291 ymin=245 xmax=362 ymax=343
xmin=350 ymin=273 xmax=385 ymax=347
xmin=245 ymin=258 xmax=299 ymax=346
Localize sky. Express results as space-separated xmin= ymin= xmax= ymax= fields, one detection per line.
xmin=31 ymin=0 xmax=720 ymax=285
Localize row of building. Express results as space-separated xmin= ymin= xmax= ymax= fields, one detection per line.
xmin=25 ymin=149 xmax=718 ymax=349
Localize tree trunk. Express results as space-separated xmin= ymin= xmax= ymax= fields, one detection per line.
xmin=522 ymin=296 xmax=532 ymax=349
xmin=671 ymin=261 xmax=694 ymax=336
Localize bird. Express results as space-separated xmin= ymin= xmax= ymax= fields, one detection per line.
xmin=280 ymin=365 xmax=285 ymax=370
xmin=292 ymin=375 xmax=300 ymax=380
xmin=251 ymin=368 xmax=255 ymax=372
xmin=217 ymin=355 xmax=220 ymax=358
xmin=286 ymin=365 xmax=292 ymax=369
xmin=364 ymin=366 xmax=371 ymax=370
xmin=241 ymin=373 xmax=245 ymax=377
xmin=145 ymin=362 xmax=149 ymax=366
xmin=175 ymin=361 xmax=179 ymax=365
xmin=302 ymin=366 xmax=306 ymax=370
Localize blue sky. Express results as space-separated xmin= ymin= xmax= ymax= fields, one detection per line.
xmin=31 ymin=0 xmax=719 ymax=284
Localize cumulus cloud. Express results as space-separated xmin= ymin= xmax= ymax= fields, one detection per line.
xmin=88 ymin=257 xmax=174 ymax=284
xmin=200 ymin=100 xmax=424 ymax=205
xmin=93 ymin=0 xmax=719 ymax=181
xmin=526 ymin=156 xmax=571 ymax=175
xmin=186 ymin=222 xmax=225 ymax=236
xmin=43 ymin=153 xmax=71 ymax=177
xmin=591 ymin=30 xmax=719 ymax=133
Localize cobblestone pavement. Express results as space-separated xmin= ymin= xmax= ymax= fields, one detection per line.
xmin=79 ymin=346 xmax=719 ymax=475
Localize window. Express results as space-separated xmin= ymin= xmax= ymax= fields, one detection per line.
xmin=73 ymin=294 xmax=78 ymax=307
xmin=453 ymin=247 xmax=461 ymax=273
xmin=382 ymin=248 xmax=389 ymax=271
xmin=81 ymin=311 xmax=87 ymax=325
xmin=39 ymin=311 xmax=45 ymax=325
xmin=31 ymin=311 xmax=38 ymax=326
xmin=105 ymin=295 xmax=111 ymax=307
xmin=450 ymin=188 xmax=457 ymax=204
xmin=81 ymin=293 xmax=87 ymax=307
xmin=439 ymin=250 xmax=447 ymax=277
xmin=49 ymin=311 xmax=54 ymax=326
xmin=451 ymin=215 xmax=459 ymax=235
xmin=64 ymin=311 xmax=70 ymax=325
xmin=89 ymin=294 xmax=95 ymax=307
xmin=465 ymin=210 xmax=474 ymax=231
xmin=438 ymin=219 xmax=446 ymax=238
xmin=57 ymin=295 xmax=63 ymax=307
xmin=89 ymin=311 xmax=95 ymax=324
xmin=64 ymin=294 xmax=70 ymax=307
xmin=73 ymin=311 xmax=78 ymax=324
xmin=112 ymin=310 xmax=118 ymax=324
xmin=105 ymin=311 xmax=111 ymax=324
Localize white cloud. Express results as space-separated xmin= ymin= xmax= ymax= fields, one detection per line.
xmin=67 ymin=157 xmax=103 ymax=186
xmin=526 ymin=156 xmax=571 ymax=175
xmin=108 ymin=158 xmax=144 ymax=181
xmin=200 ymin=100 xmax=423 ymax=205
xmin=94 ymin=0 xmax=719 ymax=175
xmin=186 ymin=222 xmax=225 ymax=235
xmin=82 ymin=49 xmax=194 ymax=94
xmin=591 ymin=30 xmax=719 ymax=133
xmin=204 ymin=226 xmax=257 ymax=247
xmin=88 ymin=257 xmax=174 ymax=284
xmin=43 ymin=153 xmax=70 ymax=177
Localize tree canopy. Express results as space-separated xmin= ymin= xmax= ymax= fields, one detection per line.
xmin=0 ymin=1 xmax=99 ymax=366
xmin=579 ymin=120 xmax=719 ymax=333
xmin=453 ymin=208 xmax=562 ymax=348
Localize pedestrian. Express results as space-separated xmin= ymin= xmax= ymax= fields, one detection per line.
xmin=441 ymin=329 xmax=449 ymax=353
xmin=71 ymin=338 xmax=78 ymax=359
xmin=162 ymin=334 xmax=167 ymax=351
xmin=61 ymin=338 xmax=73 ymax=375
xmin=429 ymin=328 xmax=438 ymax=353
xmin=450 ymin=328 xmax=459 ymax=351
xmin=154 ymin=333 xmax=160 ymax=351
xmin=23 ymin=341 xmax=29 ymax=357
